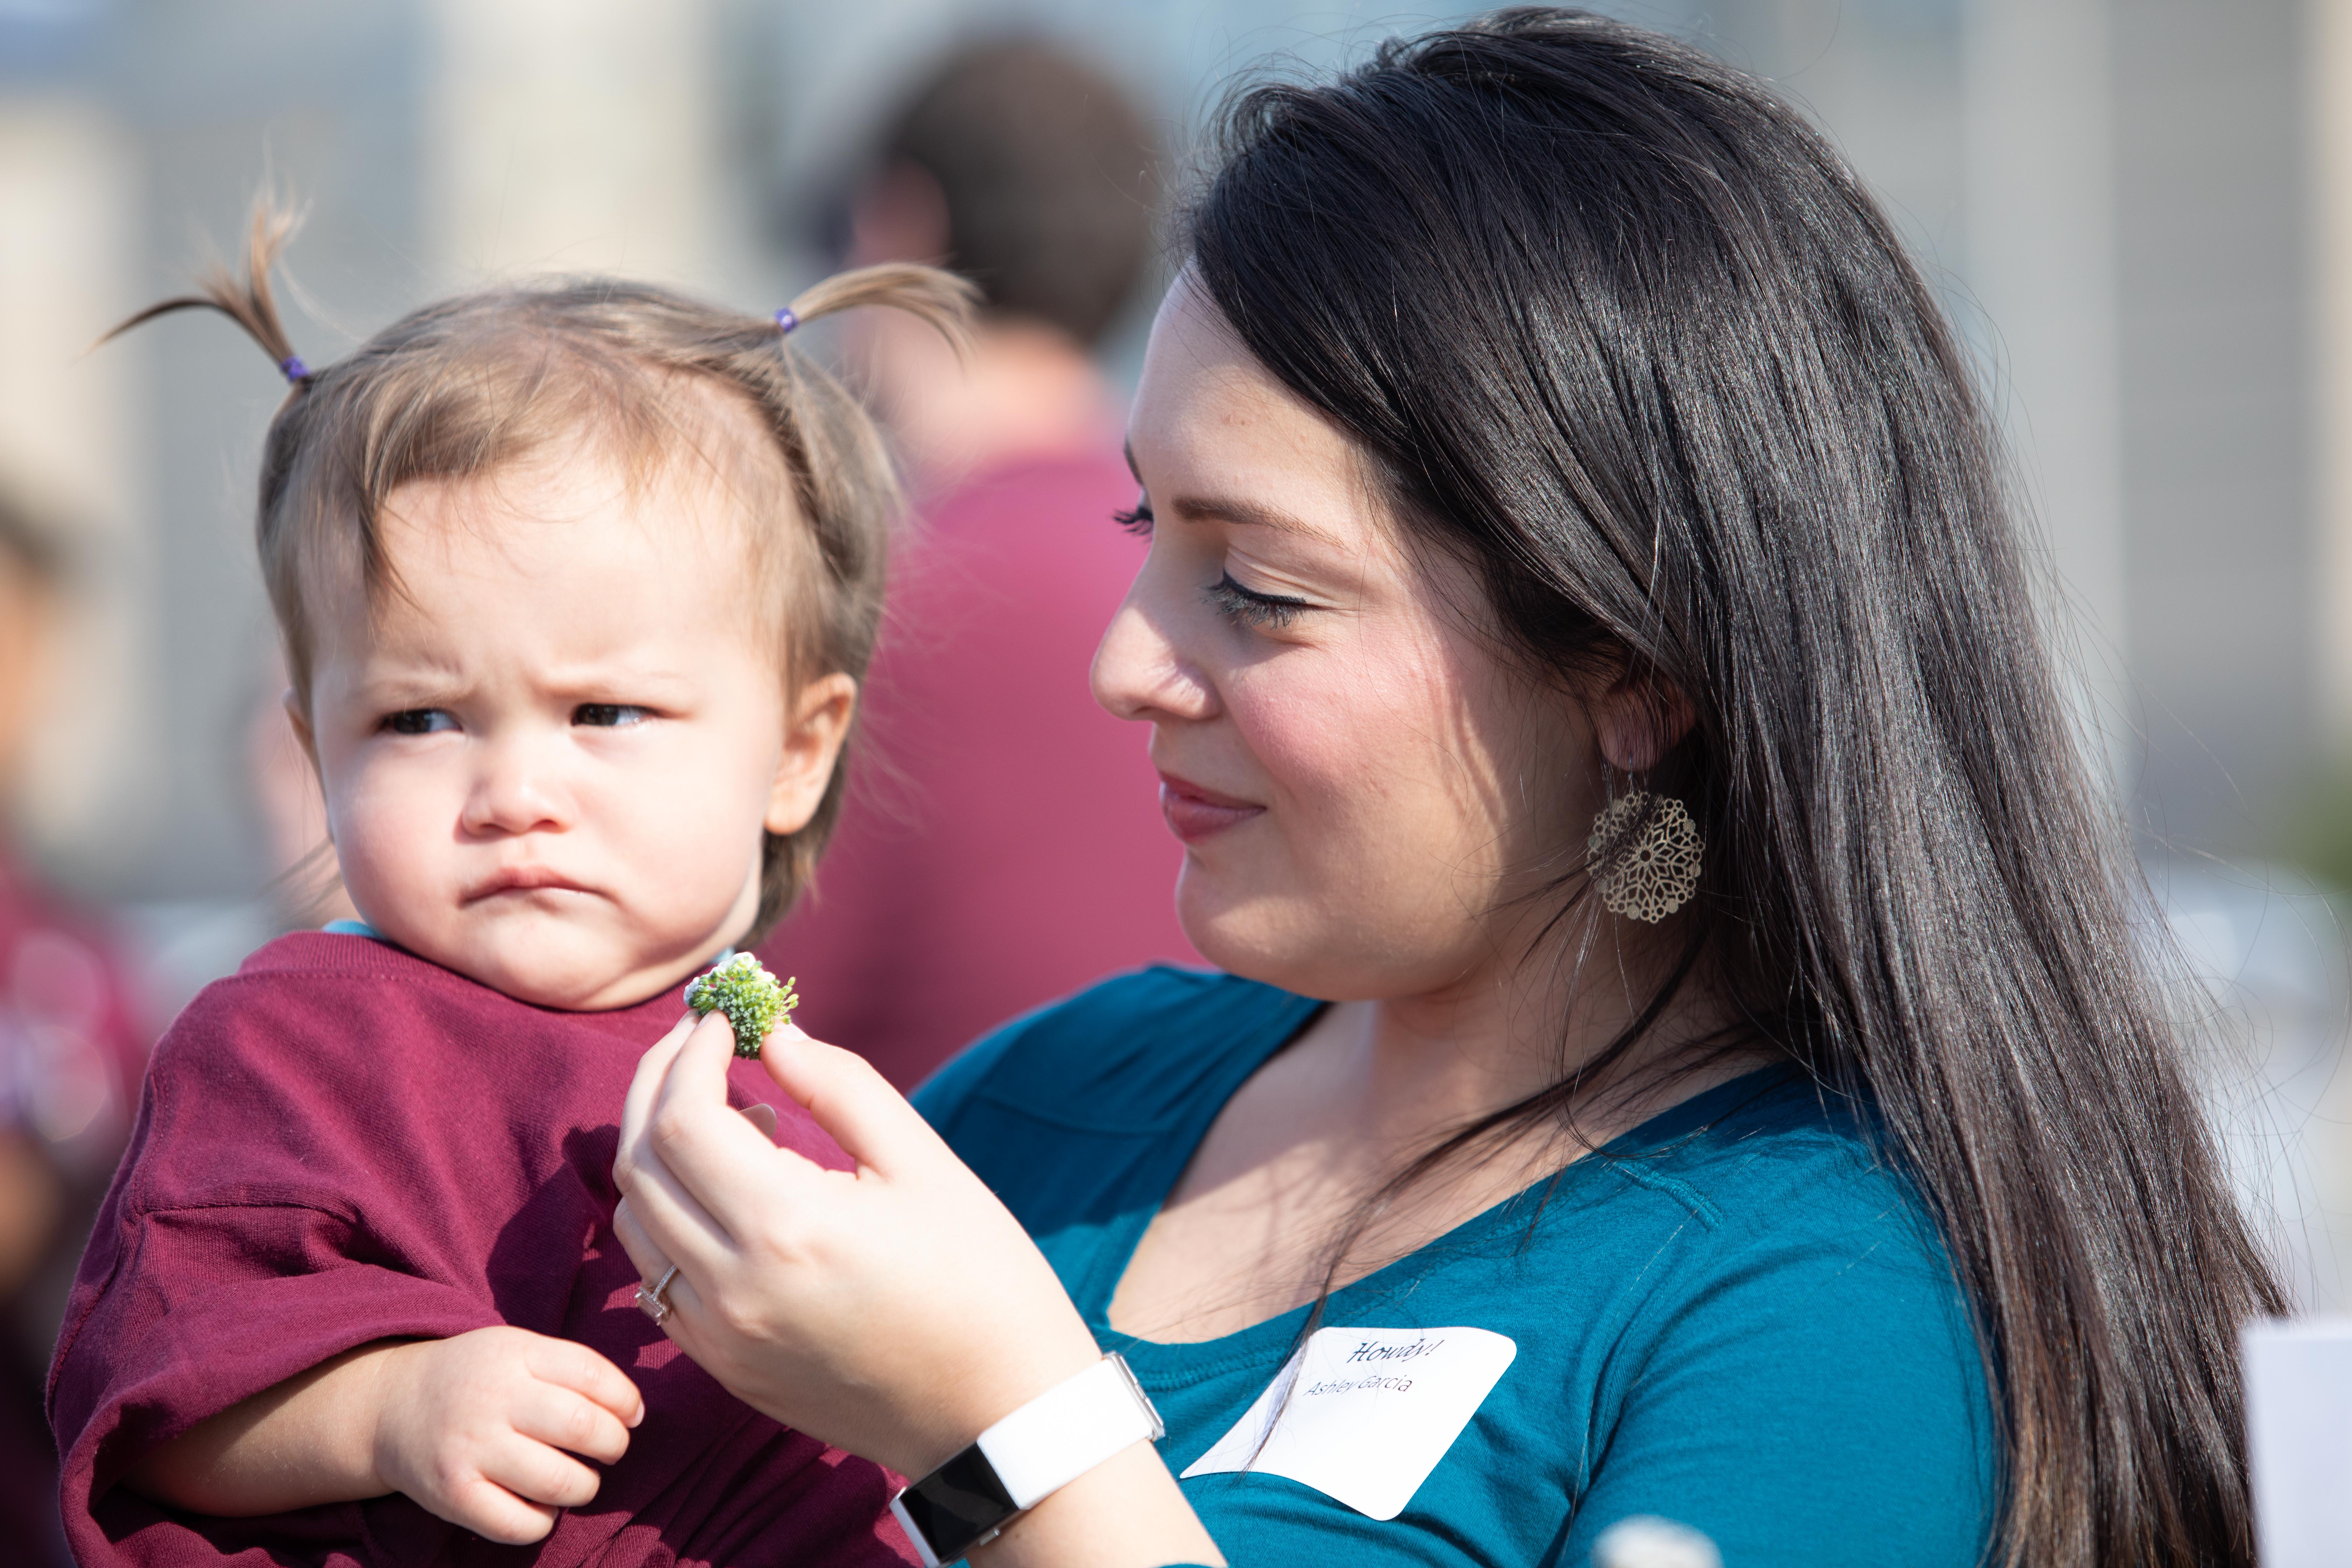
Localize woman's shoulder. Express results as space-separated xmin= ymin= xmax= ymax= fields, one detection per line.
xmin=1537 ymin=1069 xmax=1997 ymax=1564
xmin=913 ymin=965 xmax=1318 ymax=1137
xmin=1596 ymin=1066 xmax=1951 ymax=1275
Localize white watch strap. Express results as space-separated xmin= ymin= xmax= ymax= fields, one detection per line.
xmin=977 ymin=1353 xmax=1166 ymax=1510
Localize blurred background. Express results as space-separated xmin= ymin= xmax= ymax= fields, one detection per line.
xmin=3 ymin=0 xmax=2352 ymax=1540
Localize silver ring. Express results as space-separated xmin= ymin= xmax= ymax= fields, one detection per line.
xmin=634 ymin=1264 xmax=680 ymax=1324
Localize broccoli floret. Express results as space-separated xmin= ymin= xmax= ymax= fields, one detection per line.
xmin=683 ymin=953 xmax=799 ymax=1059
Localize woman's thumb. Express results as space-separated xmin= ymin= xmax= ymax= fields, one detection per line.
xmin=760 ymin=1025 xmax=943 ymax=1178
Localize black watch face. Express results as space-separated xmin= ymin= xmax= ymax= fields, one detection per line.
xmin=899 ymin=1446 xmax=1019 ymax=1560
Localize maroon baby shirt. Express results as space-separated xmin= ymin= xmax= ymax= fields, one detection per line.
xmin=48 ymin=931 xmax=913 ymax=1568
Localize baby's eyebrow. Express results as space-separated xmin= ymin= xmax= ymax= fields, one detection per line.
xmin=534 ymin=662 xmax=699 ymax=691
xmin=348 ymin=656 xmax=464 ymax=692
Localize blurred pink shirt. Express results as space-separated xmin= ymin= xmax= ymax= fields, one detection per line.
xmin=760 ymin=450 xmax=1196 ymax=1089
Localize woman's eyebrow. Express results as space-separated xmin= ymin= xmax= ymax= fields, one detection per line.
xmin=1166 ymin=492 xmax=1344 ymax=546
xmin=1124 ymin=440 xmax=1346 ymax=545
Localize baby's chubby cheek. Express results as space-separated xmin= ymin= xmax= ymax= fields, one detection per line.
xmin=323 ymin=787 xmax=455 ymax=938
xmin=611 ymin=808 xmax=769 ymax=948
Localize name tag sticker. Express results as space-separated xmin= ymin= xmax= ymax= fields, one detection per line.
xmin=1180 ymin=1325 xmax=1517 ymax=1520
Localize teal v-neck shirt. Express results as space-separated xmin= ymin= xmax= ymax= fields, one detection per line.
xmin=913 ymin=967 xmax=1997 ymax=1567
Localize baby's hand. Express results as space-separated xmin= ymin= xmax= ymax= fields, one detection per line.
xmin=369 ymin=1325 xmax=644 ymax=1544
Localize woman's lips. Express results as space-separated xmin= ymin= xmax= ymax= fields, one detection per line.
xmin=1157 ymin=773 xmax=1265 ymax=843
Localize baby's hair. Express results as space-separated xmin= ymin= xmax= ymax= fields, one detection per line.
xmin=105 ymin=197 xmax=975 ymax=940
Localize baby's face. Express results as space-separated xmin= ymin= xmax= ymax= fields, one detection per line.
xmin=299 ymin=438 xmax=843 ymax=1010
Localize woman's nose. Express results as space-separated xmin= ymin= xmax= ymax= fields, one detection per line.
xmin=460 ymin=733 xmax=569 ymax=836
xmin=1091 ymin=567 xmax=1218 ymax=725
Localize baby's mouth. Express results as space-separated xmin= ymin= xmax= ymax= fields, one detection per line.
xmin=463 ymin=866 xmax=597 ymax=904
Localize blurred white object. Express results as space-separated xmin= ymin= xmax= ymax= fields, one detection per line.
xmin=1591 ymin=1516 xmax=1721 ymax=1568
xmin=2148 ymin=859 xmax=2351 ymax=1309
xmin=2242 ymin=1316 xmax=2352 ymax=1564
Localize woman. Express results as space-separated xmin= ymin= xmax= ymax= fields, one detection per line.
xmin=614 ymin=11 xmax=2280 ymax=1566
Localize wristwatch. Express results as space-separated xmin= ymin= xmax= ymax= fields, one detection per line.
xmin=889 ymin=1353 xmax=1166 ymax=1566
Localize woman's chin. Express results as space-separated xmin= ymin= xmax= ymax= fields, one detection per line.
xmin=1177 ymin=887 xmax=1329 ymax=997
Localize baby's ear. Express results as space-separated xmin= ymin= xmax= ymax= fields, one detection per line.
xmin=282 ymin=688 xmax=319 ymax=769
xmin=766 ymin=672 xmax=858 ymax=835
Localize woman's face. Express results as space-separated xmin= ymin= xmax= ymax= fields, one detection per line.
xmin=1093 ymin=280 xmax=1603 ymax=1002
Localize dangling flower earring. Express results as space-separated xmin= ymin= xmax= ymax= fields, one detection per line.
xmin=1587 ymin=788 xmax=1704 ymax=922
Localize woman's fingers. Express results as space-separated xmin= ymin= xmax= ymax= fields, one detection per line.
xmin=639 ymin=1259 xmax=707 ymax=1358
xmin=617 ymin=1014 xmax=700 ymax=1184
xmin=610 ymin=1197 xmax=668 ymax=1291
xmin=611 ymin=1119 xmax=739 ymax=1273
xmin=740 ymin=1101 xmax=780 ymax=1142
xmin=642 ymin=1011 xmax=841 ymax=1241
xmin=522 ymin=1336 xmax=643 ymax=1429
xmin=759 ymin=1026 xmax=949 ymax=1181
xmin=658 ymin=1010 xmax=740 ymax=1120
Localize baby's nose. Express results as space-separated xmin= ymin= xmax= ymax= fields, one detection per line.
xmin=461 ymin=736 xmax=571 ymax=835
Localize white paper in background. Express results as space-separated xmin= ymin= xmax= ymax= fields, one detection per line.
xmin=1180 ymin=1325 xmax=1517 ymax=1521
xmin=2243 ymin=1317 xmax=2352 ymax=1567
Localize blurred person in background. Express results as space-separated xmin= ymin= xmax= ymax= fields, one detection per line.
xmin=760 ymin=39 xmax=1194 ymax=1088
xmin=0 ymin=480 xmax=149 ymax=1568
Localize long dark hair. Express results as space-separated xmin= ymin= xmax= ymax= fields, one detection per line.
xmin=1187 ymin=10 xmax=2283 ymax=1565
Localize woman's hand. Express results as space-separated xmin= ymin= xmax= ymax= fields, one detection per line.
xmin=610 ymin=1011 xmax=1105 ymax=1480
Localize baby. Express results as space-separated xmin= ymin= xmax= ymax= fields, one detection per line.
xmin=48 ymin=206 xmax=968 ymax=1568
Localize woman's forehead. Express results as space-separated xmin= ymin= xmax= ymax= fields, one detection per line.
xmin=1130 ymin=285 xmax=1374 ymax=526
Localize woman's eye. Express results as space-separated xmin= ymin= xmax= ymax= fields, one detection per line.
xmin=1112 ymin=499 xmax=1155 ymax=537
xmin=382 ymin=709 xmax=457 ymax=735
xmin=573 ymin=703 xmax=651 ymax=728
xmin=1204 ymin=573 xmax=1314 ymax=630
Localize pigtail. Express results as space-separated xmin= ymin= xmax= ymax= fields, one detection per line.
xmin=98 ymin=196 xmax=308 ymax=382
xmin=760 ymin=259 xmax=976 ymax=623
xmin=731 ymin=259 xmax=974 ymax=936
xmin=782 ymin=262 xmax=978 ymax=357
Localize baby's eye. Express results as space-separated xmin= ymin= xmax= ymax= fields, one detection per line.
xmin=573 ymin=704 xmax=651 ymax=728
xmin=382 ymin=709 xmax=457 ymax=735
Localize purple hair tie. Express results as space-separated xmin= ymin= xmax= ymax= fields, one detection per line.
xmin=279 ymin=354 xmax=309 ymax=383
xmin=774 ymin=308 xmax=800 ymax=337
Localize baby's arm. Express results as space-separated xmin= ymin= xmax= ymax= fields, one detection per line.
xmin=123 ymin=1325 xmax=645 ymax=1544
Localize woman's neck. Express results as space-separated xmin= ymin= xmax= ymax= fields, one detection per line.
xmin=1350 ymin=915 xmax=1740 ymax=1142
xmin=1109 ymin=920 xmax=1757 ymax=1344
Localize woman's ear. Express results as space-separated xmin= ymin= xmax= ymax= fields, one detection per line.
xmin=1591 ymin=668 xmax=1696 ymax=775
xmin=766 ymin=673 xmax=858 ymax=836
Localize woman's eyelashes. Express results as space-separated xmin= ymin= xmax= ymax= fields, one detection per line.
xmin=1205 ymin=572 xmax=1315 ymax=630
xmin=1114 ymin=494 xmax=1320 ymax=628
